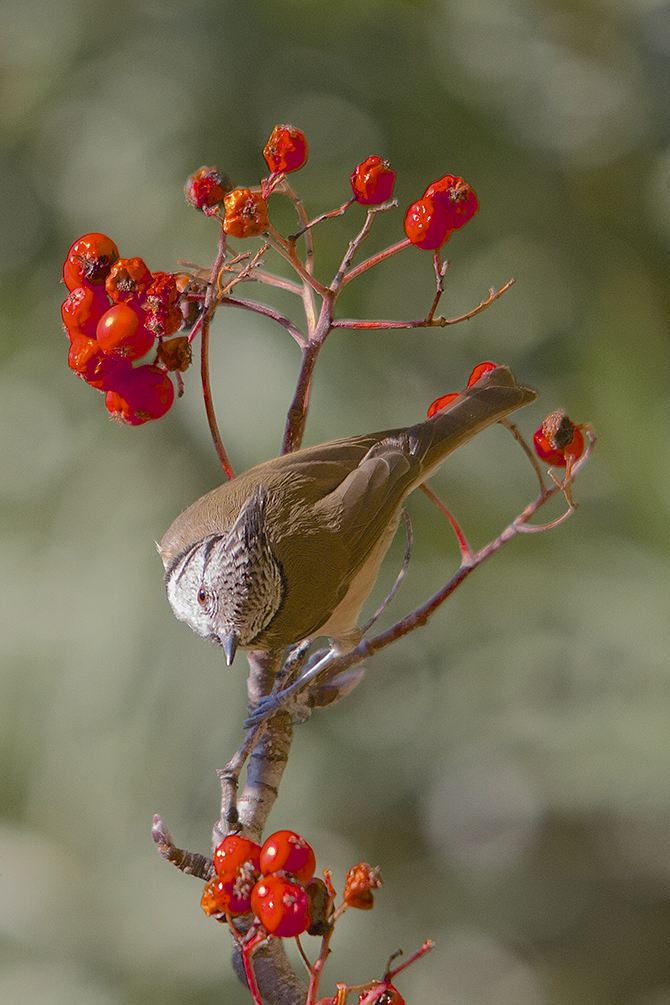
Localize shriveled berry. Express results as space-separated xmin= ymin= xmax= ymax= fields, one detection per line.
xmin=260 ymin=830 xmax=316 ymax=883
xmin=305 ymin=877 xmax=330 ymax=936
xmin=263 ymin=125 xmax=308 ymax=174
xmin=63 ymin=233 xmax=119 ymax=291
xmin=96 ymin=303 xmax=155 ymax=361
xmin=423 ymin=174 xmax=479 ymax=230
xmin=251 ymin=874 xmax=311 ymax=937
xmin=156 ymin=335 xmax=192 ymax=372
xmin=105 ymin=364 xmax=174 ymax=425
xmin=185 ymin=166 xmax=233 ymax=210
xmin=105 ymin=257 xmax=152 ymax=305
xmin=350 ymin=156 xmax=396 ymax=206
xmin=342 ymin=862 xmax=382 ymax=910
xmin=404 ymin=198 xmax=452 ymax=250
xmin=533 ymin=411 xmax=585 ymax=467
xmin=223 ymin=188 xmax=269 ymax=239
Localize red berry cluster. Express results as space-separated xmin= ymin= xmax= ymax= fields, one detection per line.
xmin=62 ymin=233 xmax=184 ymax=425
xmin=534 ymin=410 xmax=585 ymax=467
xmin=405 ymin=173 xmax=479 ymax=251
xmin=202 ymin=829 xmax=317 ymax=938
xmin=427 ymin=361 xmax=497 ymax=417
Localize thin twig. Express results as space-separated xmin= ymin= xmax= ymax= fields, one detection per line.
xmin=339 ymin=237 xmax=412 ymax=288
xmin=361 ymin=510 xmax=412 ymax=635
xmin=218 ymin=295 xmax=307 ymax=347
xmin=330 ymin=201 xmax=398 ymax=292
xmin=289 ymin=197 xmax=355 ymax=241
xmin=419 ymin=483 xmax=472 ymax=559
xmin=331 ymin=279 xmax=516 ymax=331
xmin=151 ymin=814 xmax=215 ymax=881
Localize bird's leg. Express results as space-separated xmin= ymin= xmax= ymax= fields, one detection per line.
xmin=270 ymin=638 xmax=312 ymax=693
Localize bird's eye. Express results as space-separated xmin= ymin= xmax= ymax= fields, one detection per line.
xmin=197 ymin=587 xmax=208 ymax=606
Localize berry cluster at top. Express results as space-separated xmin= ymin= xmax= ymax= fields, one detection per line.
xmin=60 ymin=124 xmax=483 ymax=430
xmin=182 ymin=124 xmax=478 ymax=249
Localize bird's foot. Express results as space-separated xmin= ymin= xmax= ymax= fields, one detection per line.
xmin=244 ymin=648 xmax=337 ymax=728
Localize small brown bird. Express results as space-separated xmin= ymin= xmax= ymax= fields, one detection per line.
xmin=159 ymin=365 xmax=535 ymax=664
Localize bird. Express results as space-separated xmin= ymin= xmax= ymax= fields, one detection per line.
xmin=159 ymin=365 xmax=536 ymax=665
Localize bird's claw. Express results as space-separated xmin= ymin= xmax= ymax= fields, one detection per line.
xmin=244 ymin=688 xmax=312 ymax=729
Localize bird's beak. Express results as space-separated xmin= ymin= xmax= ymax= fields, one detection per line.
xmin=221 ymin=631 xmax=238 ymax=666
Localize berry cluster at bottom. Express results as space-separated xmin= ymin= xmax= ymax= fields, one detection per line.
xmin=201 ymin=829 xmax=317 ymax=937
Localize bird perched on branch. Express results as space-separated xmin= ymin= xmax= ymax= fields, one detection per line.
xmin=159 ymin=365 xmax=536 ymax=664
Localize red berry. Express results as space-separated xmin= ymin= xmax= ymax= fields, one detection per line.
xmin=263 ymin=125 xmax=308 ymax=174
xmin=209 ymin=870 xmax=259 ymax=916
xmin=467 ymin=361 xmax=497 ymax=386
xmin=63 ymin=233 xmax=119 ymax=291
xmin=105 ymin=364 xmax=174 ymax=425
xmin=223 ymin=189 xmax=270 ymax=239
xmin=96 ymin=303 xmax=155 ymax=361
xmin=404 ymin=198 xmax=452 ymax=250
xmin=213 ymin=835 xmax=261 ymax=879
xmin=105 ymin=257 xmax=152 ymax=305
xmin=350 ymin=156 xmax=396 ymax=206
xmin=251 ymin=874 xmax=311 ymax=937
xmin=61 ymin=285 xmax=111 ymax=340
xmin=423 ymin=174 xmax=479 ymax=230
xmin=427 ymin=392 xmax=458 ymax=418
xmin=184 ymin=166 xmax=233 ymax=210
xmin=68 ymin=335 xmax=123 ymax=387
xmin=260 ymin=830 xmax=316 ymax=883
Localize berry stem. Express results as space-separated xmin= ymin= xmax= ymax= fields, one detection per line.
xmin=264 ymin=223 xmax=330 ymax=300
xmin=330 ymin=202 xmax=399 ymax=292
xmin=339 ymin=237 xmax=412 ymax=288
xmin=386 ymin=939 xmax=435 ymax=980
xmin=219 ymin=295 xmax=307 ymax=347
xmin=200 ymin=314 xmax=235 ymax=480
xmin=289 ymin=197 xmax=355 ymax=241
xmin=419 ymin=483 xmax=472 ymax=560
xmin=197 ymin=226 xmax=236 ymax=479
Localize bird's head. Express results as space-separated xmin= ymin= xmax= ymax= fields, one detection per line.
xmin=164 ymin=486 xmax=284 ymax=664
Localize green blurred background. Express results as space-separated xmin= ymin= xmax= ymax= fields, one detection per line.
xmin=2 ymin=0 xmax=670 ymax=1002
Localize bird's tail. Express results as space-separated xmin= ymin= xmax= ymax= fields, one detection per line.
xmin=361 ymin=365 xmax=537 ymax=486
